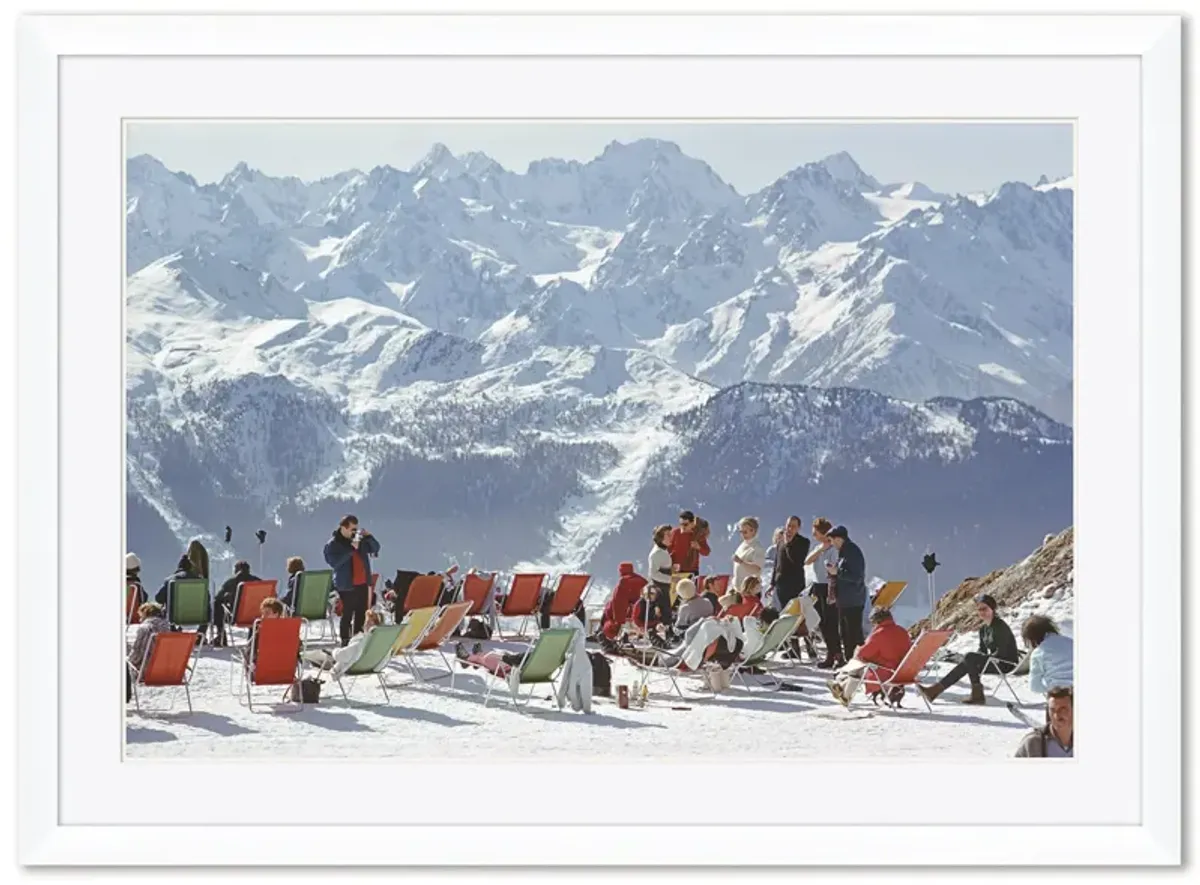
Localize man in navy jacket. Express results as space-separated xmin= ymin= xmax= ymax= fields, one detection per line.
xmin=825 ymin=525 xmax=867 ymax=662
xmin=323 ymin=514 xmax=381 ymax=647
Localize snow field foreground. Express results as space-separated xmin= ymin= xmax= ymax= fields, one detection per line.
xmin=125 ymin=634 xmax=1042 ymax=760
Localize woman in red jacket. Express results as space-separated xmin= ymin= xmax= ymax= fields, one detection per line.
xmin=828 ymin=607 xmax=912 ymax=707
xmin=599 ymin=562 xmax=647 ymax=641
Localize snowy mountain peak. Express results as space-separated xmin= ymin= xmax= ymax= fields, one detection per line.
xmin=818 ymin=151 xmax=883 ymax=192
xmin=410 ymin=143 xmax=466 ymax=182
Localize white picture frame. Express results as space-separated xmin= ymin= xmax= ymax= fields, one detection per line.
xmin=16 ymin=6 xmax=1181 ymax=868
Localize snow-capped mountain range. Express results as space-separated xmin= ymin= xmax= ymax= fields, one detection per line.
xmin=126 ymin=140 xmax=1073 ymax=594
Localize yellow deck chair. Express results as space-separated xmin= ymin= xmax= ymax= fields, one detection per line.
xmin=388 ymin=606 xmax=439 ymax=657
xmin=872 ymin=581 xmax=908 ymax=610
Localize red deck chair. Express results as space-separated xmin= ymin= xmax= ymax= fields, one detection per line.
xmin=859 ymin=629 xmax=955 ymax=712
xmin=126 ymin=583 xmax=142 ymax=626
xmin=128 ymin=631 xmax=198 ymax=714
xmin=546 ymin=574 xmax=590 ymax=620
xmin=494 ymin=573 xmax=545 ymax=639
xmin=223 ymin=579 xmax=278 ymax=642
xmin=240 ymin=617 xmax=305 ymax=712
xmin=461 ymin=572 xmax=496 ymax=616
xmin=401 ymin=575 xmax=444 ymax=616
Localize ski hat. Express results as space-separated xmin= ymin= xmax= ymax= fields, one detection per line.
xmin=675 ymin=578 xmax=696 ymax=601
xmin=125 ymin=552 xmax=141 ymax=571
xmin=827 ymin=525 xmax=850 ymax=541
xmin=973 ymin=592 xmax=998 ymax=612
xmin=618 ymin=561 xmax=636 ymax=577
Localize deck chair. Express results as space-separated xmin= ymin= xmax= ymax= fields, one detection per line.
xmin=291 ymin=569 xmax=336 ymax=644
xmin=240 ymin=617 xmax=305 ymax=712
xmin=985 ymin=649 xmax=1028 ymax=704
xmin=128 ymin=631 xmax=198 ymax=714
xmin=166 ymin=578 xmax=210 ymax=630
xmin=859 ymin=629 xmax=954 ymax=712
xmin=729 ymin=615 xmax=802 ymax=689
xmin=366 ymin=573 xmax=380 ymax=613
xmin=126 ymin=583 xmax=142 ymax=626
xmin=334 ymin=624 xmax=407 ymax=705
xmin=544 ymin=574 xmax=590 ymax=621
xmin=872 ymin=581 xmax=908 ymax=610
xmin=407 ymin=602 xmax=473 ymax=687
xmin=461 ymin=572 xmax=496 ymax=616
xmin=467 ymin=627 xmax=574 ymax=710
xmin=222 ymin=579 xmax=278 ymax=643
xmin=383 ymin=606 xmax=441 ymax=685
xmin=400 ymin=575 xmax=444 ymax=617
xmin=494 ymin=573 xmax=546 ymax=639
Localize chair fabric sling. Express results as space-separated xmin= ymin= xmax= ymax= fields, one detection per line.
xmin=478 ymin=627 xmax=574 ymax=709
xmin=335 ymin=623 xmax=406 ymax=704
xmin=461 ymin=573 xmax=496 ymax=616
xmin=495 ymin=573 xmax=546 ymax=639
xmin=126 ymin=584 xmax=142 ymax=626
xmin=129 ymin=631 xmax=198 ymax=714
xmin=242 ymin=617 xmax=304 ymax=712
xmin=226 ymin=579 xmax=279 ymax=638
xmin=167 ymin=578 xmax=211 ymax=629
xmin=546 ymin=574 xmax=590 ymax=617
xmin=384 ymin=606 xmax=441 ymax=686
xmin=859 ymin=629 xmax=954 ymax=712
xmin=292 ymin=569 xmax=335 ymax=644
xmin=872 ymin=581 xmax=908 ymax=610
xmin=401 ymin=575 xmax=444 ymax=615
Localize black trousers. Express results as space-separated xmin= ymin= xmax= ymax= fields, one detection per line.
xmin=211 ymin=588 xmax=236 ymax=634
xmin=538 ymin=594 xmax=588 ymax=629
xmin=811 ymin=587 xmax=842 ymax=661
xmin=839 ymin=605 xmax=865 ymax=662
xmin=337 ymin=585 xmax=368 ymax=647
xmin=776 ymin=582 xmax=803 ymax=611
xmin=937 ymin=651 xmax=1016 ymax=690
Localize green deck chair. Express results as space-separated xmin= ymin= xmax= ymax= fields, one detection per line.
xmin=291 ymin=569 xmax=336 ymax=644
xmin=729 ymin=614 xmax=801 ymax=690
xmin=167 ymin=578 xmax=211 ymax=629
xmin=481 ymin=627 xmax=575 ymax=710
xmin=334 ymin=624 xmax=406 ymax=705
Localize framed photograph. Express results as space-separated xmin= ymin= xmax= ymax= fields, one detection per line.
xmin=17 ymin=8 xmax=1180 ymax=868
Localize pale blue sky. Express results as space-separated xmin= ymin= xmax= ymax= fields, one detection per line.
xmin=126 ymin=121 xmax=1073 ymax=196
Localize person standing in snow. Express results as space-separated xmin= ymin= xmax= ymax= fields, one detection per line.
xmin=323 ymin=514 xmax=381 ymax=647
xmin=668 ymin=510 xmax=710 ymax=576
xmin=1014 ymin=686 xmax=1074 ymax=758
xmin=772 ymin=515 xmax=811 ymax=613
xmin=647 ymin=524 xmax=674 ymax=624
xmin=731 ymin=516 xmax=766 ymax=593
xmin=806 ymin=518 xmax=842 ymax=668
xmin=1021 ymin=615 xmax=1074 ymax=695
xmin=126 ymin=553 xmax=146 ymax=610
xmin=763 ymin=527 xmax=785 ymax=608
xmin=918 ymin=592 xmax=1020 ymax=705
xmin=824 ymin=525 xmax=868 ymax=665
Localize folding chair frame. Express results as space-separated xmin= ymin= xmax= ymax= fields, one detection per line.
xmin=985 ymin=653 xmax=1024 ymax=704
xmin=728 ymin=616 xmax=802 ymax=691
xmin=127 ymin=633 xmax=199 ymax=715
xmin=403 ymin=604 xmax=473 ymax=689
xmin=238 ymin=621 xmax=307 ymax=713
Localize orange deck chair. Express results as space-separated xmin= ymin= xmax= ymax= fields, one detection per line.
xmin=405 ymin=601 xmax=474 ymax=686
xmin=223 ymin=579 xmax=278 ymax=642
xmin=126 ymin=584 xmax=142 ymax=626
xmin=545 ymin=574 xmax=590 ymax=620
xmin=240 ymin=617 xmax=305 ymax=712
xmin=128 ymin=631 xmax=199 ymax=714
xmin=400 ymin=574 xmax=445 ymax=617
xmin=859 ymin=629 xmax=955 ymax=712
xmin=494 ymin=573 xmax=546 ymax=639
xmin=461 ymin=572 xmax=496 ymax=616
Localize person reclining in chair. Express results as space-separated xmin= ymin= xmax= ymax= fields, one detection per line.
xmin=918 ymin=593 xmax=1019 ymax=705
xmin=828 ymin=607 xmax=913 ymax=708
xmin=304 ymin=609 xmax=385 ymax=679
xmin=126 ymin=602 xmax=170 ymax=703
xmin=243 ymin=598 xmax=287 ymax=669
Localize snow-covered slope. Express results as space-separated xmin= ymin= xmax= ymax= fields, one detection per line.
xmin=126 ymin=142 xmax=1073 ymax=585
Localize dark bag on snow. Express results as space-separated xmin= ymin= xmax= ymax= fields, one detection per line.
xmin=587 ymin=651 xmax=612 ymax=697
xmin=288 ymin=678 xmax=322 ymax=704
xmin=463 ymin=618 xmax=493 ymax=640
